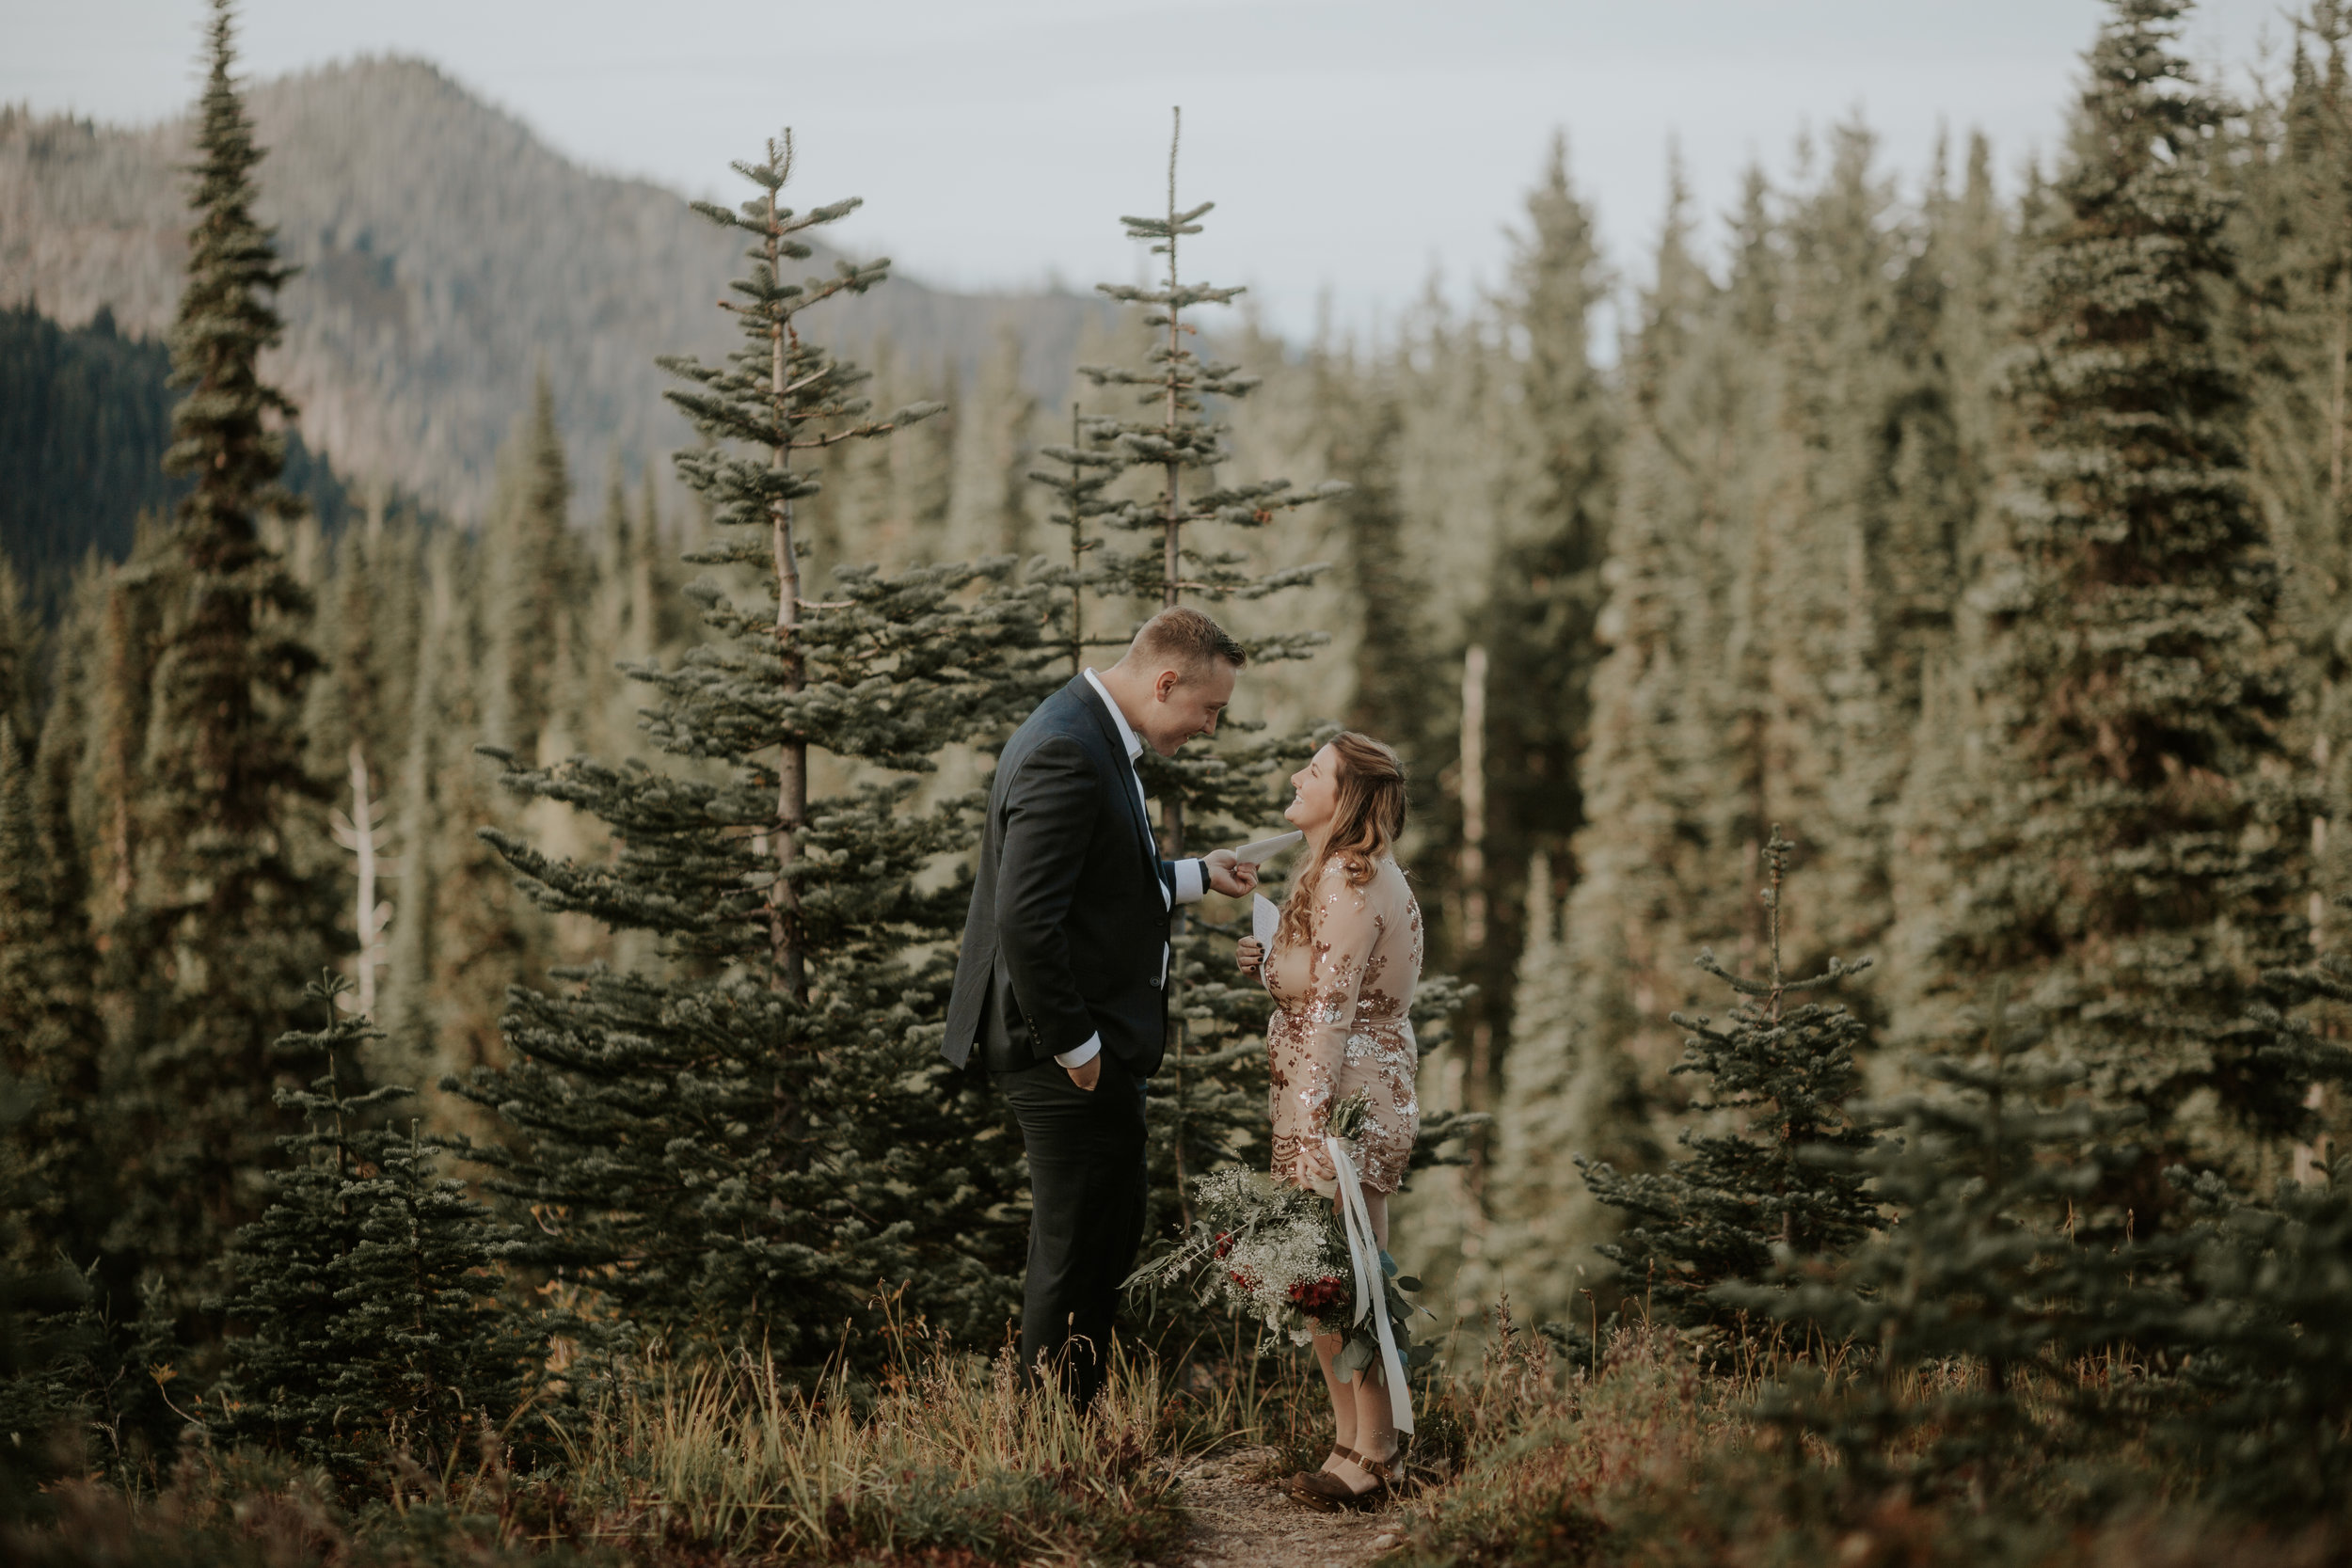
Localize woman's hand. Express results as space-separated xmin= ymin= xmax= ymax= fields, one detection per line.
xmin=1295 ymin=1141 xmax=1336 ymax=1191
xmin=1236 ymin=936 xmax=1264 ymax=976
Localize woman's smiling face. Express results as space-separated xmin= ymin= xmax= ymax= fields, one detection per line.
xmin=1284 ymin=744 xmax=1341 ymax=835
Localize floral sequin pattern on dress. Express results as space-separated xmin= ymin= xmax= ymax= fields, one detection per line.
xmin=1262 ymin=854 xmax=1423 ymax=1194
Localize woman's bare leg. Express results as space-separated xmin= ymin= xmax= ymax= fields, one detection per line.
xmin=1330 ymin=1191 xmax=1396 ymax=1492
xmin=1311 ymin=1332 xmax=1356 ymax=1469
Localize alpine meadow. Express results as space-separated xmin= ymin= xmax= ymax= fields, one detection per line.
xmin=9 ymin=0 xmax=2352 ymax=1563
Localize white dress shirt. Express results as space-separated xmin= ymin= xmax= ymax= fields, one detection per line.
xmin=1055 ymin=669 xmax=1205 ymax=1069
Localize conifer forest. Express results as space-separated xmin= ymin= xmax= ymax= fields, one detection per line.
xmin=10 ymin=0 xmax=2352 ymax=1562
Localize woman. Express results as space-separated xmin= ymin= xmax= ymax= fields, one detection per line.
xmin=1236 ymin=731 xmax=1422 ymax=1511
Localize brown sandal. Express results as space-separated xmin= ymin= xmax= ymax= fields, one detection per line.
xmin=1287 ymin=1446 xmax=1396 ymax=1513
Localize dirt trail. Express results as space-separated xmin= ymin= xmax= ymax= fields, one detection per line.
xmin=1174 ymin=1448 xmax=1400 ymax=1568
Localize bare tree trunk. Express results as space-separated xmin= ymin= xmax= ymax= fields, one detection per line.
xmin=1159 ymin=109 xmax=1194 ymax=1227
xmin=766 ymin=171 xmax=807 ymax=1002
xmin=330 ymin=742 xmax=391 ymax=1016
xmin=1459 ymin=644 xmax=1491 ymax=1195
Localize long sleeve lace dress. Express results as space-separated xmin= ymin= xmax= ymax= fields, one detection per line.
xmin=1263 ymin=853 xmax=1422 ymax=1195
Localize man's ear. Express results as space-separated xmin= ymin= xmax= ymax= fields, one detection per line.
xmin=1153 ymin=668 xmax=1183 ymax=702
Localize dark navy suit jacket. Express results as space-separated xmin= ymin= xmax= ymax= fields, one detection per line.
xmin=944 ymin=675 xmax=1189 ymax=1076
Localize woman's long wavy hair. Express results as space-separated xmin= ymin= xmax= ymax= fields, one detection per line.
xmin=1277 ymin=732 xmax=1407 ymax=951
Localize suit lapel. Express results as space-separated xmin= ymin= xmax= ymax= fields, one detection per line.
xmin=1073 ymin=675 xmax=1160 ymax=876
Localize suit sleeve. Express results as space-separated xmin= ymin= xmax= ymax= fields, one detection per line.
xmin=1162 ymin=859 xmax=1206 ymax=904
xmin=994 ymin=736 xmax=1104 ymax=1059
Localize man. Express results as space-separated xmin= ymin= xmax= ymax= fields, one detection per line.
xmin=945 ymin=606 xmax=1258 ymax=1404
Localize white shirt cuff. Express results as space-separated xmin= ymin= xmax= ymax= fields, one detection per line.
xmin=1055 ymin=1035 xmax=1103 ymax=1069
xmin=1172 ymin=858 xmax=1206 ymax=904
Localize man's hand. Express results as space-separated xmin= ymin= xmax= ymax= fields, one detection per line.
xmin=1204 ymin=847 xmax=1258 ymax=897
xmin=1066 ymin=1056 xmax=1101 ymax=1092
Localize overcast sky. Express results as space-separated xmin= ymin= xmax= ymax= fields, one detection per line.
xmin=3 ymin=0 xmax=2290 ymax=341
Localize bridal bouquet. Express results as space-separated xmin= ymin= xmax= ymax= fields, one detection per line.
xmin=1125 ymin=1092 xmax=1428 ymax=1380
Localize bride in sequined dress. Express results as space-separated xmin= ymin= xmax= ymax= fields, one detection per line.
xmin=1234 ymin=731 xmax=1422 ymax=1512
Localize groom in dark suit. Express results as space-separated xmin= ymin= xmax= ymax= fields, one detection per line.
xmin=946 ymin=606 xmax=1257 ymax=1404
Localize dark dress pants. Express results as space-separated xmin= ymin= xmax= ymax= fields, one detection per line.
xmin=996 ymin=1050 xmax=1148 ymax=1408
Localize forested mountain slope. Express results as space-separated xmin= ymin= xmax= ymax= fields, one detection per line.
xmin=0 ymin=303 xmax=360 ymax=608
xmin=0 ymin=56 xmax=1107 ymax=516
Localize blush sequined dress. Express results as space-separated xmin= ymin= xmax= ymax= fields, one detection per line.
xmin=1263 ymin=853 xmax=1423 ymax=1195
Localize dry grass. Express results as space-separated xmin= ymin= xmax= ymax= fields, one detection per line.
xmin=1384 ymin=1316 xmax=2346 ymax=1568
xmin=543 ymin=1338 xmax=1185 ymax=1563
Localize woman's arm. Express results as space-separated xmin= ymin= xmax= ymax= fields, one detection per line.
xmin=1289 ymin=860 xmax=1381 ymax=1140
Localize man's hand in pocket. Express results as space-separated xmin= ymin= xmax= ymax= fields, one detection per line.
xmin=1066 ymin=1056 xmax=1102 ymax=1091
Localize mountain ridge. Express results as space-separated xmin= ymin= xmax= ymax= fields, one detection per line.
xmin=0 ymin=56 xmax=1109 ymax=518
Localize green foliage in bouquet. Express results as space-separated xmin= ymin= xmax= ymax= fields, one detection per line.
xmin=1126 ymin=1091 xmax=1433 ymax=1381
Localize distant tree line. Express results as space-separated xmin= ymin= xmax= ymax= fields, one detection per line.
xmin=0 ymin=303 xmax=362 ymax=618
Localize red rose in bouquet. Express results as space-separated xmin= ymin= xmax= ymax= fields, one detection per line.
xmin=1288 ymin=1274 xmax=1347 ymax=1315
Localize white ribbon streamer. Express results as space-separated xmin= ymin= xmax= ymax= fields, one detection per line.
xmin=1326 ymin=1132 xmax=1413 ymax=1433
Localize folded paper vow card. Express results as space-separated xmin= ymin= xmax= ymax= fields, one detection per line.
xmin=1232 ymin=830 xmax=1304 ymax=863
xmin=1252 ymin=894 xmax=1279 ymax=955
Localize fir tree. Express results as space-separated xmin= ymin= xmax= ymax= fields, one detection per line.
xmin=0 ymin=1069 xmax=96 ymax=1523
xmin=1473 ymin=135 xmax=1619 ymax=1108
xmin=1069 ymin=111 xmax=1345 ymax=1225
xmin=1890 ymin=0 xmax=2310 ymax=1196
xmin=484 ymin=373 xmax=582 ymax=763
xmin=2162 ymin=1154 xmax=2352 ymax=1515
xmin=1750 ymin=986 xmax=2153 ymax=1488
xmin=1027 ymin=403 xmax=1127 ymax=676
xmin=0 ymin=712 xmax=109 ymax=1274
xmin=380 ymin=531 xmax=533 ymax=1107
xmin=945 ymin=327 xmax=1041 ymax=564
xmin=1580 ymin=828 xmax=1879 ymax=1335
xmin=451 ymin=133 xmax=1052 ymax=1362
xmin=2235 ymin=5 xmax=2352 ymax=1035
xmin=1478 ymin=853 xmax=1659 ymax=1331
xmin=108 ymin=0 xmax=335 ymax=1308
xmin=216 ymin=979 xmax=534 ymax=1484
xmin=1494 ymin=165 xmax=1732 ymax=1312
xmin=2140 ymin=896 xmax=2352 ymax=1513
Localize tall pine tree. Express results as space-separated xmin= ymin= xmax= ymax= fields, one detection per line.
xmin=1581 ymin=827 xmax=1880 ymax=1338
xmin=1062 ymin=112 xmax=1346 ymax=1226
xmin=452 ymin=133 xmax=1051 ymax=1363
xmin=1891 ymin=0 xmax=2310 ymax=1200
xmin=107 ymin=0 xmax=335 ymax=1311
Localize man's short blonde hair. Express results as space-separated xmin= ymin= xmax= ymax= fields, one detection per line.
xmin=1122 ymin=606 xmax=1248 ymax=678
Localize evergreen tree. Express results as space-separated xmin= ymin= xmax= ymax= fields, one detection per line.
xmin=382 ymin=531 xmax=534 ymax=1108
xmin=484 ymin=373 xmax=581 ymax=763
xmin=1890 ymin=0 xmax=2310 ymax=1197
xmin=2234 ymin=12 xmax=2352 ymax=1134
xmin=1068 ymin=111 xmax=1345 ymax=1226
xmin=1487 ymin=165 xmax=1737 ymax=1317
xmin=2145 ymin=897 xmax=2352 ymax=1513
xmin=945 ymin=326 xmax=1041 ymax=563
xmin=216 ymin=979 xmax=534 ymax=1484
xmin=451 ymin=133 xmax=1052 ymax=1362
xmin=1751 ymin=987 xmax=2153 ymax=1489
xmin=0 ymin=712 xmax=109 ymax=1274
xmin=0 ymin=553 xmax=104 ymax=1271
xmin=107 ymin=0 xmax=336 ymax=1309
xmin=1581 ymin=828 xmax=1880 ymax=1335
xmin=0 ymin=1069 xmax=96 ymax=1523
xmin=1472 ymin=135 xmax=1619 ymax=1114
xmin=1478 ymin=853 xmax=1659 ymax=1331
